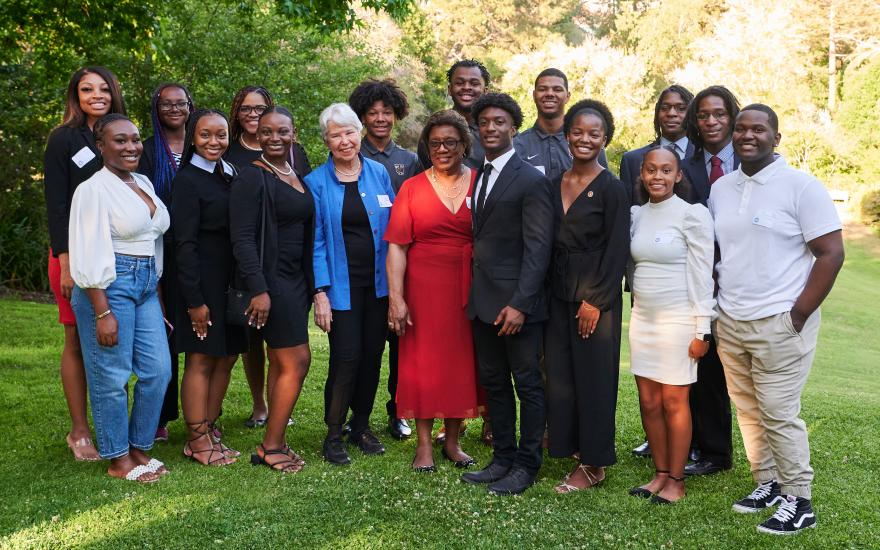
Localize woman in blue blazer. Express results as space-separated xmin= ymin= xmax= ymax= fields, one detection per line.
xmin=305 ymin=103 xmax=396 ymax=466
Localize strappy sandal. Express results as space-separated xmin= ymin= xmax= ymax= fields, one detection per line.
xmin=555 ymin=464 xmax=605 ymax=494
xmin=251 ymin=444 xmax=304 ymax=474
xmin=281 ymin=445 xmax=306 ymax=468
xmin=208 ymin=422 xmax=240 ymax=459
xmin=650 ymin=474 xmax=686 ymax=505
xmin=66 ymin=433 xmax=101 ymax=462
xmin=184 ymin=420 xmax=235 ymax=466
xmin=629 ymin=469 xmax=668 ymax=498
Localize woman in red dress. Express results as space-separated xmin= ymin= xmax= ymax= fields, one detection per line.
xmin=385 ymin=110 xmax=480 ymax=472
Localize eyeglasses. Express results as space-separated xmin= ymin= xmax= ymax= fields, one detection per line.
xmin=659 ymin=104 xmax=688 ymax=113
xmin=158 ymin=101 xmax=190 ymax=112
xmin=428 ymin=138 xmax=462 ymax=151
xmin=696 ymin=111 xmax=729 ymax=121
xmin=239 ymin=104 xmax=269 ymax=115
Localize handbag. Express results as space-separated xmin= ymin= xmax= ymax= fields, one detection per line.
xmin=226 ymin=171 xmax=268 ymax=326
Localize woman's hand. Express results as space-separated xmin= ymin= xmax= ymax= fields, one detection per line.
xmin=96 ymin=313 xmax=118 ymax=347
xmin=188 ymin=305 xmax=211 ymax=340
xmin=576 ymin=301 xmax=600 ymax=339
xmin=388 ymin=296 xmax=412 ymax=336
xmin=313 ymin=291 xmax=332 ymax=333
xmin=59 ymin=253 xmax=74 ymax=300
xmin=246 ymin=292 xmax=271 ymax=329
xmin=689 ymin=338 xmax=710 ymax=359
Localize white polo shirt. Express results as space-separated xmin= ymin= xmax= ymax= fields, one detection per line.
xmin=708 ymin=156 xmax=841 ymax=321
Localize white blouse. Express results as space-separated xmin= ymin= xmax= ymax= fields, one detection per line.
xmin=69 ymin=166 xmax=170 ymax=289
xmin=630 ymin=195 xmax=716 ymax=335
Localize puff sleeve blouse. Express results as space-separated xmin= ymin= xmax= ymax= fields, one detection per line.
xmin=68 ymin=167 xmax=170 ymax=289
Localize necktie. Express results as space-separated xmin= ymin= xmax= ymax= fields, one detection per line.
xmin=709 ymin=155 xmax=723 ymax=184
xmin=477 ymin=163 xmax=492 ymax=216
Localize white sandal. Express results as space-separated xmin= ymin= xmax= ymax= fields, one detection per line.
xmin=123 ymin=464 xmax=159 ymax=483
xmin=554 ymin=464 xmax=605 ymax=493
xmin=145 ymin=458 xmax=168 ymax=475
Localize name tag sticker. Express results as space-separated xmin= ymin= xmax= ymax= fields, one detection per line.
xmin=535 ymin=165 xmax=546 ymax=175
xmin=71 ymin=147 xmax=96 ymax=168
xmin=466 ymin=197 xmax=472 ymax=209
xmin=653 ymin=232 xmax=675 ymax=245
xmin=377 ymin=194 xmax=392 ymax=208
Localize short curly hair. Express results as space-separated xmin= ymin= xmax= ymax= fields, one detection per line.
xmin=348 ymin=78 xmax=410 ymax=120
xmin=419 ymin=109 xmax=473 ymax=161
xmin=471 ymin=92 xmax=524 ymax=130
xmin=446 ymin=59 xmax=491 ymax=87
xmin=563 ymin=99 xmax=615 ymax=145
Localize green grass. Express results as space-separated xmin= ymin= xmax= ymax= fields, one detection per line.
xmin=1 ymin=234 xmax=878 ymax=549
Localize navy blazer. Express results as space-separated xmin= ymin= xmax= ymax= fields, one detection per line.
xmin=469 ymin=152 xmax=554 ymax=324
xmin=682 ymin=148 xmax=740 ymax=206
xmin=619 ymin=140 xmax=695 ymax=206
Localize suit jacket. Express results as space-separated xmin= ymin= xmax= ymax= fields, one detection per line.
xmin=467 ymin=152 xmax=554 ymax=324
xmin=682 ymin=149 xmax=740 ymax=206
xmin=619 ymin=140 xmax=696 ymax=206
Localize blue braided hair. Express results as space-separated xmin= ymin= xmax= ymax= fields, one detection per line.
xmin=149 ymin=82 xmax=194 ymax=203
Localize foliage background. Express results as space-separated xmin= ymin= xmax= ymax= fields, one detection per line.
xmin=1 ymin=0 xmax=879 ymax=290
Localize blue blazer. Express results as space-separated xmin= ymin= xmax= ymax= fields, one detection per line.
xmin=304 ymin=154 xmax=395 ymax=310
xmin=682 ymin=148 xmax=740 ymax=206
xmin=619 ymin=140 xmax=695 ymax=206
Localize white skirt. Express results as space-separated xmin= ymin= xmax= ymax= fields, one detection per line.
xmin=629 ymin=304 xmax=697 ymax=385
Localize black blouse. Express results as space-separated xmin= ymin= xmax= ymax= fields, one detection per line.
xmin=340 ymin=179 xmax=375 ymax=287
xmin=225 ymin=141 xmax=312 ymax=179
xmin=550 ymin=169 xmax=630 ymax=310
xmin=43 ymin=125 xmax=102 ymax=256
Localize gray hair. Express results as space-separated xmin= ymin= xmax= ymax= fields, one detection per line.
xmin=319 ymin=103 xmax=362 ymax=139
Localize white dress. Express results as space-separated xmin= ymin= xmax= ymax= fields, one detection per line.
xmin=629 ymin=195 xmax=715 ymax=385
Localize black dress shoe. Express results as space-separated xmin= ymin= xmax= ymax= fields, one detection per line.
xmin=689 ymin=447 xmax=700 ymax=462
xmin=684 ymin=459 xmax=730 ymax=477
xmin=441 ymin=447 xmax=476 ymax=468
xmin=323 ymin=437 xmax=351 ymax=465
xmin=388 ymin=417 xmax=412 ymax=440
xmin=348 ymin=430 xmax=386 ymax=455
xmin=341 ymin=421 xmax=352 ymax=435
xmin=632 ymin=440 xmax=651 ymax=458
xmin=460 ymin=462 xmax=510 ymax=484
xmin=487 ymin=467 xmax=536 ymax=496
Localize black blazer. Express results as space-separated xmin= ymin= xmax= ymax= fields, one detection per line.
xmin=681 ymin=149 xmax=740 ymax=206
xmin=467 ymin=152 xmax=554 ymax=324
xmin=619 ymin=140 xmax=696 ymax=206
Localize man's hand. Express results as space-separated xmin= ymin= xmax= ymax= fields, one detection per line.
xmin=494 ymin=306 xmax=525 ymax=336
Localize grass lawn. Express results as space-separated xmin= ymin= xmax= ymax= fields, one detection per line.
xmin=0 ymin=230 xmax=878 ymax=549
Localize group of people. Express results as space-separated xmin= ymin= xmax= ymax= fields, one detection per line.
xmin=44 ymin=59 xmax=843 ymax=536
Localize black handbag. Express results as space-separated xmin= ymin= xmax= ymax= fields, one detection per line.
xmin=226 ymin=171 xmax=268 ymax=326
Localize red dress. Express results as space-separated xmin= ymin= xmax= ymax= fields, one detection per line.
xmin=384 ymin=170 xmax=481 ymax=419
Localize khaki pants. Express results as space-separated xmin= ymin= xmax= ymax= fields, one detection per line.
xmin=714 ymin=308 xmax=820 ymax=499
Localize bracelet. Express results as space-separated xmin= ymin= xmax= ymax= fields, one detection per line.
xmin=95 ymin=309 xmax=112 ymax=320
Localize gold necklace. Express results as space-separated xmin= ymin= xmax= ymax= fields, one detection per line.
xmin=240 ymin=135 xmax=261 ymax=151
xmin=335 ymin=158 xmax=361 ymax=178
xmin=428 ymin=167 xmax=466 ymax=199
xmin=260 ymin=154 xmax=293 ymax=176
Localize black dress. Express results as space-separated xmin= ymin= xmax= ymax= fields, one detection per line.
xmin=172 ymin=161 xmax=248 ymax=357
xmin=544 ymin=169 xmax=630 ymax=466
xmin=229 ymin=165 xmax=315 ymax=349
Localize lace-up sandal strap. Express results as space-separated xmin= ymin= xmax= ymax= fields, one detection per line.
xmin=578 ymin=464 xmax=605 ymax=487
xmin=252 ymin=445 xmax=302 ymax=473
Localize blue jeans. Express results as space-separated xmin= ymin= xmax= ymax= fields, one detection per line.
xmin=71 ymin=255 xmax=172 ymax=459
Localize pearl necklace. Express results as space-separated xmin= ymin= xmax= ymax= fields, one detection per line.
xmin=428 ymin=167 xmax=467 ymax=199
xmin=334 ymin=158 xmax=361 ymax=178
xmin=260 ymin=154 xmax=293 ymax=176
xmin=240 ymin=135 xmax=261 ymax=151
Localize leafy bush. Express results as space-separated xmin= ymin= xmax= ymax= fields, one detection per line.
xmin=860 ymin=187 xmax=880 ymax=230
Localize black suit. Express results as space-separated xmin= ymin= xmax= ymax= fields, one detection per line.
xmin=681 ymin=148 xmax=739 ymax=468
xmin=468 ymin=151 xmax=553 ymax=474
xmin=619 ymin=141 xmax=696 ymax=206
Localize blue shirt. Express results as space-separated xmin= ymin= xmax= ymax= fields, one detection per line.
xmin=703 ymin=140 xmax=735 ymax=177
xmin=305 ymin=154 xmax=395 ymax=310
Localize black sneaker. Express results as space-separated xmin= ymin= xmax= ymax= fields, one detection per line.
xmin=757 ymin=495 xmax=817 ymax=535
xmin=322 ymin=437 xmax=351 ymax=465
xmin=733 ymin=480 xmax=785 ymax=513
xmin=349 ymin=429 xmax=386 ymax=455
